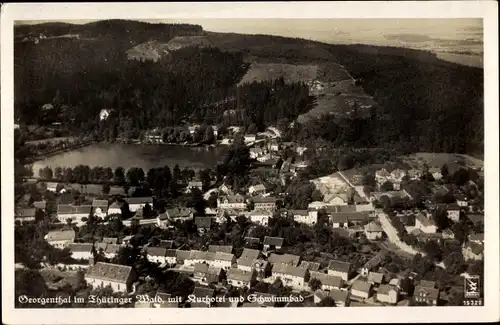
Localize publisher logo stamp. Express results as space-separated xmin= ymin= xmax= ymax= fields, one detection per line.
xmin=464 ymin=275 xmax=480 ymax=299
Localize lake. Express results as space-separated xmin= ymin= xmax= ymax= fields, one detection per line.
xmin=31 ymin=143 xmax=228 ymax=176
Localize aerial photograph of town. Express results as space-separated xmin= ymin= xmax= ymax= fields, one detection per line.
xmin=12 ymin=16 xmax=485 ymax=309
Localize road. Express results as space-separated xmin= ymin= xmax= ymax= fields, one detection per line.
xmin=377 ymin=212 xmax=421 ymax=256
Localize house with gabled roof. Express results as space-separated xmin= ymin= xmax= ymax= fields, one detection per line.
xmin=299 ymin=261 xmax=321 ymax=272
xmin=309 ymin=271 xmax=344 ymax=291
xmin=271 ymin=263 xmax=309 ymax=288
xmin=462 ymin=242 xmax=483 ymax=261
xmin=327 ymin=260 xmax=351 ymax=281
xmin=248 ymin=184 xmax=267 ymax=196
xmin=263 ymin=236 xmax=284 ymax=251
xmin=193 ymin=263 xmax=223 ymax=285
xmin=123 ymin=197 xmax=153 ymax=212
xmin=367 ymin=271 xmax=384 ymax=285
xmin=85 ymin=262 xmax=136 ymax=293
xmin=253 ymin=196 xmax=278 ymax=211
xmin=33 ymin=200 xmax=47 ymax=210
xmin=92 ymin=199 xmax=109 ymax=218
xmin=146 ymin=247 xmax=167 ymax=264
xmin=45 ymin=229 xmax=76 ymax=249
xmin=57 ymin=204 xmax=92 ymax=224
xmin=191 ymin=286 xmax=215 ymax=307
xmin=268 ymin=253 xmax=300 ymax=267
xmin=226 ymin=268 xmax=255 ymax=288
xmin=350 ymin=280 xmax=372 ymax=300
xmin=413 ymin=284 xmax=439 ymax=306
xmin=68 ymin=243 xmax=94 ymax=260
xmin=364 ymin=221 xmax=384 ymax=240
xmin=15 ymin=208 xmax=36 ymax=222
xmin=208 ymin=245 xmax=233 ymax=254
xmin=195 ymin=217 xmax=212 ymax=233
xmin=329 ymin=288 xmax=351 ymax=307
xmin=376 ymin=284 xmax=399 ymax=305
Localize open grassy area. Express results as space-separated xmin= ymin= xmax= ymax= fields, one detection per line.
xmin=238 ymin=62 xmax=319 ymax=85
xmin=402 ymin=152 xmax=484 ymax=169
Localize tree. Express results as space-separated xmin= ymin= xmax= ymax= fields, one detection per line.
xmin=187 ymin=187 xmax=205 ymax=216
xmin=443 ymin=251 xmax=466 ymax=275
xmin=317 ymin=296 xmax=336 ymax=307
xmin=114 ymin=167 xmax=125 ymax=184
xmin=203 ymin=126 xmax=215 ymax=144
xmin=337 ymin=154 xmax=355 ymax=171
xmin=361 ymin=173 xmax=376 ymax=187
xmin=422 ymin=240 xmax=442 ymax=262
xmin=54 ymin=167 xmax=63 ymax=181
xmin=102 ymin=183 xmax=110 ymax=195
xmin=308 ymin=278 xmax=322 ymax=291
xmin=15 ymin=269 xmax=49 ymax=307
xmin=452 ymin=168 xmax=470 ymax=186
xmin=441 ymin=164 xmax=449 ymax=179
xmin=198 ymin=169 xmax=211 ymax=192
xmin=432 ymin=208 xmax=450 ymax=231
xmin=126 ymin=167 xmax=145 ymax=186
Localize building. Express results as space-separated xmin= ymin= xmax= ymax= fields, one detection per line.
xmin=468 ymin=233 xmax=484 ymax=245
xmin=57 ymin=205 xmax=92 ymax=224
xmin=324 ymin=193 xmax=349 ymax=206
xmin=175 ymin=250 xmax=191 ymax=265
xmin=263 ymin=236 xmax=284 ymax=251
xmin=364 ymin=221 xmax=384 ymax=240
xmin=85 ymin=262 xmax=136 ymax=293
xmin=213 ymin=252 xmax=236 ymax=270
xmin=248 ymin=210 xmax=272 ymax=226
xmin=309 ymin=271 xmax=344 ymax=291
xmin=165 ymin=249 xmax=177 ymax=265
xmin=68 ymin=243 xmax=94 ymax=260
xmin=194 ymin=217 xmax=212 ymax=233
xmin=407 ymin=169 xmax=422 ymax=180
xmin=218 ymin=194 xmax=246 ymax=210
xmin=237 ymin=248 xmax=260 ymax=270
xmin=165 ymin=207 xmax=194 ymax=221
xmin=328 ymin=288 xmax=350 ymax=307
xmin=208 ymin=245 xmax=233 ymax=254
xmin=456 ymin=195 xmax=468 ymax=207
xmin=446 ymin=203 xmax=461 ymax=222
xmin=184 ymin=250 xmax=214 ymax=267
xmin=360 ymin=251 xmax=387 ymax=276
xmin=375 ymin=168 xmax=391 ymax=185
xmin=226 ymin=268 xmax=255 ymax=288
xmin=33 ymin=200 xmax=47 ymax=210
xmin=327 ymin=260 xmax=351 ymax=281
xmin=299 ymin=261 xmax=321 ymax=272
xmin=367 ymin=272 xmax=384 ymax=285
xmin=376 ymin=284 xmax=399 ymax=305
xmin=186 ymin=181 xmax=203 ymax=193
xmin=45 ymin=229 xmax=76 ymax=249
xmin=253 ymin=196 xmax=278 ymax=211
xmin=193 ymin=263 xmax=222 ymax=285
xmin=244 ymin=134 xmax=256 ymax=143
xmin=330 ymin=214 xmax=349 ymax=228
xmin=248 ymin=184 xmax=267 ymax=196
xmin=350 ymin=280 xmax=372 ymax=300
xmin=15 ymin=208 xmax=36 ymax=222
xmin=92 ymin=199 xmax=109 ymax=218
xmin=271 ymin=263 xmax=309 ymax=288
xmin=123 ymin=197 xmax=153 ymax=212
xmin=268 ymin=253 xmax=300 ymax=267
xmin=290 ymin=209 xmax=318 ymax=226
xmin=415 ymin=214 xmax=437 ymax=234
xmin=429 ymin=168 xmax=442 ymax=180
xmin=190 ymin=286 xmax=215 ymax=307
xmin=390 ymin=169 xmax=406 ymax=182
xmin=413 ymin=284 xmax=439 ymax=306
xmin=249 ymin=147 xmax=264 ymax=159
xmin=107 ymin=202 xmax=122 ymax=215
xmin=105 ymin=244 xmax=120 ymax=259
xmin=462 ymin=242 xmax=484 ymax=261
xmin=146 ymin=247 xmax=167 ymax=264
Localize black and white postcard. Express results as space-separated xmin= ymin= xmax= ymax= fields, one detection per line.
xmin=1 ymin=2 xmax=498 ymax=324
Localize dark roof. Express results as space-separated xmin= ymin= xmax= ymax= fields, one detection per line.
xmin=165 ymin=249 xmax=177 ymax=257
xmin=244 ymin=237 xmax=261 ymax=245
xmin=299 ymin=261 xmax=321 ymax=271
xmin=240 ymin=248 xmax=260 ymax=260
xmin=68 ymin=243 xmax=93 ymax=252
xmin=159 ymin=240 xmax=174 ymax=249
xmin=86 ymin=262 xmax=133 ymax=283
xmin=378 ymin=284 xmax=398 ymax=296
xmin=466 ymin=213 xmax=484 ymax=224
xmin=166 ymin=207 xmax=193 ymax=218
xmin=102 ymin=237 xmax=118 ymax=244
xmin=146 ymin=247 xmax=167 ymax=257
xmin=328 ymin=260 xmax=351 ymax=273
xmin=330 ymin=214 xmax=348 ymax=224
xmin=16 ymin=208 xmax=36 ymax=217
xmin=419 ymin=280 xmax=436 ymax=289
xmin=253 ymin=196 xmax=278 ymax=204
xmin=414 ymin=285 xmax=439 ymax=300
xmin=45 ymin=229 xmax=76 ymax=242
xmin=105 ymin=244 xmax=121 ymax=254
xmin=367 ymin=272 xmax=384 ymax=284
xmin=195 ymin=217 xmax=212 ymax=229
xmin=263 ymin=236 xmax=284 ymax=247
xmin=192 ymin=286 xmax=215 ymax=298
xmin=33 ymin=200 xmax=47 ymax=210
xmin=124 ymin=197 xmax=153 ymax=205
xmin=92 ymin=199 xmax=109 ymax=208
xmin=227 ymin=268 xmax=253 ymax=282
xmin=329 ymin=288 xmax=349 ymax=303
xmin=310 ymin=271 xmax=343 ymax=287
xmin=469 ymin=233 xmax=484 ymax=242
xmin=176 ymin=250 xmax=190 ymax=261
xmin=208 ymin=245 xmax=233 ymax=254
xmin=272 ymin=264 xmax=307 ymax=278
xmin=466 ymin=242 xmax=484 ymax=255
xmin=268 ymin=253 xmax=300 ymax=266
xmin=351 ymin=280 xmax=372 ymax=293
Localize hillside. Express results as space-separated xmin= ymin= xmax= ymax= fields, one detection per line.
xmin=14 ymin=20 xmax=484 ymax=155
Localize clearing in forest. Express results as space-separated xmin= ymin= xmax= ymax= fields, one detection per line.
xmin=238 ymin=63 xmax=319 ymax=85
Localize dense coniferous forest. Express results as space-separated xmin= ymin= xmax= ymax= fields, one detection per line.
xmin=15 ymin=20 xmax=484 ymax=155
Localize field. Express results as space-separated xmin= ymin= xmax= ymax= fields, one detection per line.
xmin=126 ymin=41 xmax=171 ymax=62
xmin=165 ymin=36 xmax=213 ymax=51
xmin=316 ymin=63 xmax=353 ymax=82
xmin=238 ymin=63 xmax=319 ymax=85
xmin=402 ymin=152 xmax=484 ymax=169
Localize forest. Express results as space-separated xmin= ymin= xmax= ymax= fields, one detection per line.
xmin=15 ymin=20 xmax=484 ymax=156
